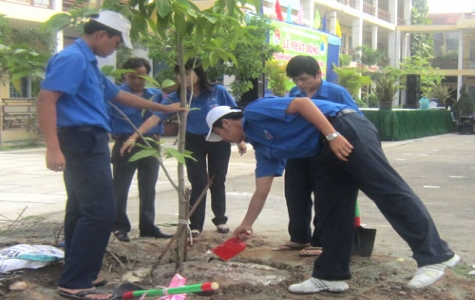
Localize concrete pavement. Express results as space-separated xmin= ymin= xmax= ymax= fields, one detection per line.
xmin=0 ymin=133 xmax=474 ymax=264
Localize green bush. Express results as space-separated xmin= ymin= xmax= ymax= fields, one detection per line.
xmin=452 ymin=84 xmax=474 ymax=117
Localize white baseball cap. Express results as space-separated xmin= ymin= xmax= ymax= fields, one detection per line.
xmin=206 ymin=106 xmax=242 ymax=142
xmin=92 ymin=10 xmax=133 ymax=49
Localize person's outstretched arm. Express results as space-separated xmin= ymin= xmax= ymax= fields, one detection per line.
xmin=233 ymin=175 xmax=274 ymax=240
xmin=120 ymin=115 xmax=162 ymax=156
xmin=115 ymin=90 xmax=186 ymax=113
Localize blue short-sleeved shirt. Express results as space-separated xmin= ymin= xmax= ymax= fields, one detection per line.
xmin=289 ymin=80 xmax=362 ymax=115
xmin=157 ymin=85 xmax=237 ymax=135
xmin=110 ymin=84 xmax=164 ymax=135
xmin=243 ymin=97 xmax=351 ymax=178
xmin=41 ymin=38 xmax=120 ymax=131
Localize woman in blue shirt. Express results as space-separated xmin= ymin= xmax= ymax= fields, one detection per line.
xmin=166 ymin=58 xmax=247 ymax=237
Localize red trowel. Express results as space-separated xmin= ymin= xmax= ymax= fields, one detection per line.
xmin=208 ymin=237 xmax=247 ymax=261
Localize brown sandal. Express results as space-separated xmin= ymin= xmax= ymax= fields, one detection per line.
xmin=272 ymin=241 xmax=310 ymax=251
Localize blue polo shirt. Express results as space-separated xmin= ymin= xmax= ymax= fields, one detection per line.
xmin=289 ymin=80 xmax=362 ymax=114
xmin=109 ymin=84 xmax=164 ymax=135
xmin=158 ymin=85 xmax=237 ymax=135
xmin=41 ymin=38 xmax=120 ymax=131
xmin=243 ymin=97 xmax=351 ymax=178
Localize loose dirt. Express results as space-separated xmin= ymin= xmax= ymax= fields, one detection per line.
xmin=1 ymin=223 xmax=474 ymax=300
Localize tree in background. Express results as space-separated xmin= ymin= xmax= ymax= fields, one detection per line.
xmin=410 ymin=0 xmax=433 ymax=60
xmin=0 ymin=15 xmax=56 ymax=146
xmin=146 ymin=14 xmax=280 ymax=100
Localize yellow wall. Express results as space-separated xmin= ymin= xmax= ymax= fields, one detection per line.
xmin=0 ymin=3 xmax=57 ymax=24
xmin=2 ymin=129 xmax=33 ymax=142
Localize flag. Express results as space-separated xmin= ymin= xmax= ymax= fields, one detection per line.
xmin=275 ymin=0 xmax=284 ymax=21
xmin=335 ymin=18 xmax=342 ymax=38
xmin=286 ymin=6 xmax=292 ymax=22
xmin=313 ymin=8 xmax=321 ymax=28
xmin=321 ymin=14 xmax=327 ymax=32
xmin=297 ymin=4 xmax=304 ymax=25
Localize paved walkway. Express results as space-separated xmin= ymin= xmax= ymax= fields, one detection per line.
xmin=1 ymin=133 xmax=474 ymax=264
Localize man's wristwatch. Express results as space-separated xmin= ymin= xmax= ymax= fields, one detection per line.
xmin=325 ymin=132 xmax=341 ymax=141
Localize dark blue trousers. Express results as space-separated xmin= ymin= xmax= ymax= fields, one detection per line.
xmin=111 ymin=137 xmax=160 ymax=234
xmin=185 ymin=133 xmax=230 ymax=232
xmin=312 ymin=113 xmax=454 ymax=280
xmin=284 ymin=157 xmax=321 ymax=246
xmin=57 ymin=129 xmax=115 ymax=289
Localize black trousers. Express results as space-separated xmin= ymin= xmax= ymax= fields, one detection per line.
xmin=185 ymin=133 xmax=231 ymax=232
xmin=111 ymin=136 xmax=160 ymax=234
xmin=311 ymin=113 xmax=454 ymax=280
xmin=58 ymin=128 xmax=115 ymax=289
xmin=284 ymin=157 xmax=321 ymax=246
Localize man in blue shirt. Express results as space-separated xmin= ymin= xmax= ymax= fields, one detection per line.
xmin=110 ymin=57 xmax=172 ymax=242
xmin=37 ymin=11 xmax=184 ymax=300
xmin=277 ymin=55 xmax=361 ymax=255
xmin=205 ymin=98 xmax=459 ymax=294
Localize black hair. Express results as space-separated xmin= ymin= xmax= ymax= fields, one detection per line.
xmin=84 ymin=20 xmax=122 ymax=39
xmin=212 ymin=111 xmax=244 ymax=129
xmin=286 ymin=55 xmax=321 ymax=78
xmin=174 ymin=58 xmax=213 ymax=95
xmin=122 ymin=57 xmax=151 ymax=74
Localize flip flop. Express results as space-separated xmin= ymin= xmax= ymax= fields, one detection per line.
xmin=92 ymin=279 xmax=108 ymax=287
xmin=272 ymin=241 xmax=310 ymax=251
xmin=59 ymin=289 xmax=118 ymax=300
xmin=299 ymin=247 xmax=323 ymax=257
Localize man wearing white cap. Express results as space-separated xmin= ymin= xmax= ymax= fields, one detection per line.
xmin=37 ymin=11 xmax=185 ymax=300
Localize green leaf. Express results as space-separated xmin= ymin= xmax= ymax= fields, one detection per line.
xmin=155 ymin=0 xmax=173 ymax=17
xmin=162 ymin=147 xmax=195 ymax=164
xmin=41 ymin=13 xmax=72 ymax=31
xmin=129 ymin=149 xmax=159 ymax=162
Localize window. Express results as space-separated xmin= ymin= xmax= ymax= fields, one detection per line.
xmin=470 ymin=41 xmax=475 ymax=59
xmin=469 ymin=86 xmax=475 ymax=100
xmin=9 ymin=77 xmax=31 ymax=98
xmin=433 ymin=33 xmax=443 ymax=56
xmin=445 ymin=32 xmax=459 ymax=52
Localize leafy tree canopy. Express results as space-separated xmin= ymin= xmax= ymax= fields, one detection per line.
xmin=411 ymin=0 xmax=433 ymax=60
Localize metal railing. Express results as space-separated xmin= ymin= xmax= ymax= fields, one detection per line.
xmin=1 ymin=98 xmax=36 ymax=131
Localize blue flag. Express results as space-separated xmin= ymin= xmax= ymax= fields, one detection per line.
xmin=321 ymin=14 xmax=327 ymax=32
xmin=286 ymin=6 xmax=292 ymax=22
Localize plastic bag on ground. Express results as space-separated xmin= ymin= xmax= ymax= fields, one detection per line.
xmin=0 ymin=244 xmax=64 ymax=273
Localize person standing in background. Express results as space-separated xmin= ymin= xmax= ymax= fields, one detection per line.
xmin=110 ymin=57 xmax=173 ymax=243
xmin=164 ymin=58 xmax=247 ymax=238
xmin=36 ymin=11 xmax=184 ymax=300
xmin=277 ymin=55 xmax=361 ymax=256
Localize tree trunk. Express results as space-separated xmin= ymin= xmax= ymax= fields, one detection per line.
xmin=175 ymin=36 xmax=189 ymax=269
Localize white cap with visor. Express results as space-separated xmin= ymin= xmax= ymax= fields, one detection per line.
xmin=206 ymin=106 xmax=242 ymax=142
xmin=92 ymin=10 xmax=133 ymax=49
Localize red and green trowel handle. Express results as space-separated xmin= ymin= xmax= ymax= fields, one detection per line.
xmin=355 ymin=200 xmax=361 ymax=227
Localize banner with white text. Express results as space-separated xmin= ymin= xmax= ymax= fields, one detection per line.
xmin=269 ymin=20 xmax=329 ymax=80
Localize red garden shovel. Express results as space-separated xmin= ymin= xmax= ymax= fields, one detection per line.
xmin=353 ymin=201 xmax=377 ymax=257
xmin=209 ymin=237 xmax=247 ymax=261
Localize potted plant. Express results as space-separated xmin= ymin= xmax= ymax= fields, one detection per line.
xmin=428 ymin=85 xmax=454 ymax=108
xmin=374 ymin=73 xmax=399 ymax=110
xmin=452 ymin=84 xmax=474 ymax=135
